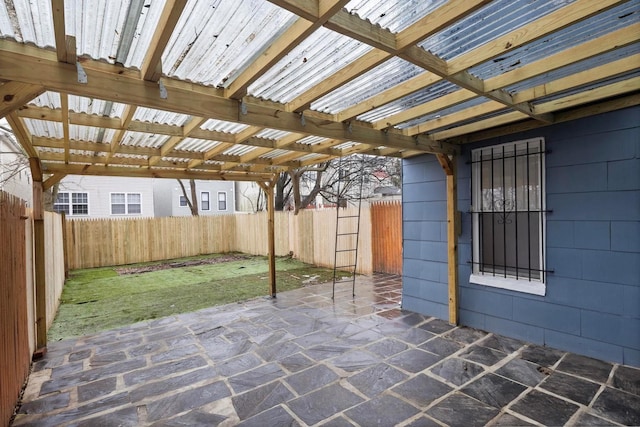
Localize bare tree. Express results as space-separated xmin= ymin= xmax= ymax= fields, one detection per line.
xmin=177 ymin=179 xmax=199 ymax=216
xmin=273 ymin=155 xmax=401 ymax=214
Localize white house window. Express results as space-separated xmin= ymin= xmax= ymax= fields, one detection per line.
xmin=111 ymin=193 xmax=142 ymax=215
xmin=53 ymin=192 xmax=88 ymax=215
xmin=470 ymin=138 xmax=546 ymax=296
xmin=201 ymin=192 xmax=210 ymax=211
xmin=218 ymin=192 xmax=227 ymax=211
xmin=179 ymin=195 xmax=187 ymax=207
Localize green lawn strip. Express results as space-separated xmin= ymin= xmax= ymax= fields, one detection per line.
xmin=49 ymin=255 xmax=339 ymax=341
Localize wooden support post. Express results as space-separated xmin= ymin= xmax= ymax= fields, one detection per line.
xmin=258 ymin=179 xmax=277 ymax=297
xmin=32 ymin=177 xmax=47 ymax=354
xmin=437 ymin=154 xmax=459 ymax=325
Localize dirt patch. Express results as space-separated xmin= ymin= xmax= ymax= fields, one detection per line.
xmin=115 ymin=255 xmax=249 ymax=275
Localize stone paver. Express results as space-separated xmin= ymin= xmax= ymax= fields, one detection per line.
xmin=11 ymin=273 xmax=640 ymax=426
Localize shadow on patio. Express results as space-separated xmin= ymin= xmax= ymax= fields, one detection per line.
xmin=13 ymin=274 xmax=640 ymax=426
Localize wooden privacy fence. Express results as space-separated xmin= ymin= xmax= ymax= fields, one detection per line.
xmin=0 ymin=192 xmax=66 ymax=426
xmin=65 ymin=201 xmax=402 ymax=275
xmin=0 ymin=192 xmax=30 ymax=426
xmin=371 ymin=200 xmax=403 ymax=274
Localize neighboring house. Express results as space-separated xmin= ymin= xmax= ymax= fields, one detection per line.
xmin=0 ymin=126 xmax=32 ymax=205
xmin=153 ymin=179 xmax=235 ymax=217
xmin=402 ymin=106 xmax=640 ymax=366
xmin=54 ymin=176 xmax=154 ymax=218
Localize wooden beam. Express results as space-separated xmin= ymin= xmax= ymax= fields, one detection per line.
xmin=433 ymin=111 xmax=529 ymax=140
xmin=484 ymin=24 xmax=640 ymax=92
xmin=513 ymin=55 xmax=640 ymax=105
xmin=462 ymin=93 xmax=640 ymax=143
xmin=0 ymin=82 xmax=44 ymax=118
xmin=41 ymin=162 xmax=275 ymax=181
xmin=336 ymin=72 xmax=442 ymax=122
xmin=227 ymin=0 xmax=350 ymax=98
xmin=447 ymin=0 xmax=626 ymax=75
xmin=436 ymin=153 xmax=453 ymax=176
xmin=396 ymin=0 xmax=491 ymax=49
xmin=51 ymin=0 xmax=68 ymax=63
xmin=373 ymin=89 xmax=477 ymax=130
xmin=43 ymin=173 xmax=66 ymax=191
xmin=288 ymin=48 xmax=391 ymax=112
xmin=406 ymin=101 xmax=506 ymax=136
xmin=534 ymin=77 xmax=640 ymax=115
xmin=140 ymin=0 xmax=187 ymax=81
xmin=6 ymin=112 xmax=37 ymax=157
xmin=0 ymin=42 xmax=451 ymax=154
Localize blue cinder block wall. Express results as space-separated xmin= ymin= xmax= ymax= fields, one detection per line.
xmin=402 ymin=106 xmax=640 ymax=366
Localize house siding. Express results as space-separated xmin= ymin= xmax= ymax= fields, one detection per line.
xmin=57 ymin=176 xmax=154 ymax=218
xmin=152 ymin=179 xmax=235 ymax=217
xmin=402 ymin=106 xmax=640 ymax=366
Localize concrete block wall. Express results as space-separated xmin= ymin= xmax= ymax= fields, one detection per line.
xmin=402 ymin=106 xmax=640 ymax=365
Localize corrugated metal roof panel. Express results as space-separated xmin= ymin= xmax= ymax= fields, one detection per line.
xmin=469 ymin=2 xmax=639 ymax=81
xmin=395 ymin=97 xmax=487 ymax=129
xmin=174 ymin=138 xmax=220 ymax=152
xmin=312 ymin=58 xmax=423 ymax=114
xmin=261 ymin=149 xmax=288 ymax=159
xmin=133 ymin=107 xmax=191 ymax=126
xmin=0 ymin=0 xmax=54 ymax=47
xmin=69 ymin=124 xmax=116 ymax=143
xmin=120 ymin=131 xmax=169 ymax=148
xmin=223 ymin=145 xmax=257 ymax=156
xmin=531 ymin=70 xmax=640 ymax=105
xmin=249 ymin=26 xmax=372 ymax=103
xmin=68 ymin=96 xmax=128 ymax=117
xmin=29 ymin=92 xmax=60 ymax=109
xmin=420 ymin=0 xmax=575 ymax=61
xmin=256 ymin=128 xmax=290 ymax=139
xmin=201 ymin=118 xmax=249 ymax=133
xmin=24 ymin=118 xmax=62 ymax=138
xmin=296 ymin=153 xmax=325 ymax=162
xmin=506 ymin=43 xmax=640 ymax=95
xmin=357 ymin=80 xmax=459 ymax=123
xmin=297 ymin=136 xmax=328 ymax=145
xmin=345 ymin=0 xmax=449 ymax=33
xmin=163 ymin=0 xmax=295 ymax=87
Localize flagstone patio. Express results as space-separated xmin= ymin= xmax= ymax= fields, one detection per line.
xmin=12 ymin=274 xmax=640 ymax=426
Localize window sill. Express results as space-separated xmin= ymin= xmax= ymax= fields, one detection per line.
xmin=469 ymin=274 xmax=546 ymax=296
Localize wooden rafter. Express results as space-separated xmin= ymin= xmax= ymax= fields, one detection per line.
xmin=141 ymin=0 xmax=188 ymax=82
xmin=447 ymin=0 xmax=627 ymax=75
xmin=0 ymin=81 xmax=44 ymax=118
xmin=5 ymin=112 xmax=37 ymax=157
xmin=226 ymin=0 xmax=351 ymax=99
xmin=0 ymin=41 xmax=451 ymax=155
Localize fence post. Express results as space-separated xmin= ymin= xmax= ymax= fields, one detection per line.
xmin=30 ymin=159 xmax=47 ymax=354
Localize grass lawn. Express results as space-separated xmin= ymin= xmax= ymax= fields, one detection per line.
xmin=49 ymin=253 xmax=341 ymax=341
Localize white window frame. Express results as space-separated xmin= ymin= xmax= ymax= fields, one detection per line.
xmin=217 ymin=191 xmax=227 ymax=211
xmin=201 ymin=191 xmax=210 ymax=211
xmin=110 ymin=192 xmax=142 ymax=216
xmin=178 ymin=195 xmax=188 ymax=207
xmin=470 ymin=138 xmax=546 ymax=296
xmin=53 ymin=192 xmax=89 ymax=216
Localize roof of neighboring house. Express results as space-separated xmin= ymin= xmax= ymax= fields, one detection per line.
xmin=0 ymin=0 xmax=638 ymax=184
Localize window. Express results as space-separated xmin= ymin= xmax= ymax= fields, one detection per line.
xmin=201 ymin=192 xmax=210 ymax=211
xmin=53 ymin=192 xmax=88 ymax=215
xmin=470 ymin=138 xmax=546 ymax=296
xmin=218 ymin=192 xmax=227 ymax=211
xmin=179 ymin=195 xmax=187 ymax=207
xmin=111 ymin=193 xmax=142 ymax=215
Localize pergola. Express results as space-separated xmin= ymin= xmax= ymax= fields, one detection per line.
xmin=1 ymin=0 xmax=638 ymax=351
